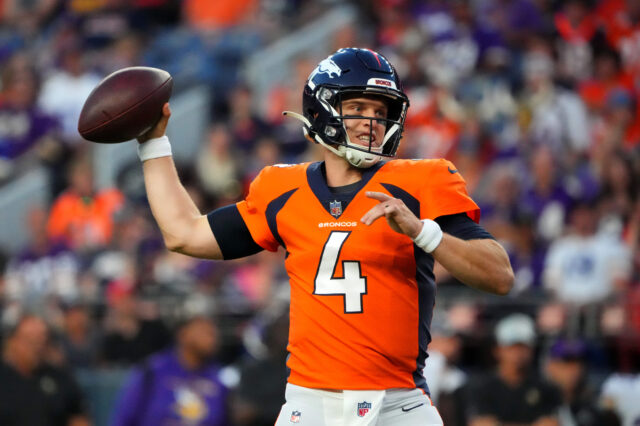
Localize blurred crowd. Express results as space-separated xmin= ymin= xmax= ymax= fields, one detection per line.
xmin=0 ymin=0 xmax=639 ymax=425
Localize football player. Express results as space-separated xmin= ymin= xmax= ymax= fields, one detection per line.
xmin=136 ymin=48 xmax=514 ymax=425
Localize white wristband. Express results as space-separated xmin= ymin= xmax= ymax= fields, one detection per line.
xmin=412 ymin=219 xmax=443 ymax=253
xmin=137 ymin=135 xmax=172 ymax=162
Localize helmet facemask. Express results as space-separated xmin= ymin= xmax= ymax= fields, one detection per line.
xmin=308 ymin=85 xmax=408 ymax=168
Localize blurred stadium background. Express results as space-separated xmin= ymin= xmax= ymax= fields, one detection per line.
xmin=0 ymin=0 xmax=639 ymax=425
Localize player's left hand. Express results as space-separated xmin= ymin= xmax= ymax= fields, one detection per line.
xmin=361 ymin=191 xmax=423 ymax=238
xmin=137 ymin=102 xmax=171 ymax=143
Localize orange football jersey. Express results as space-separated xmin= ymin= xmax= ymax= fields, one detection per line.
xmin=236 ymin=159 xmax=479 ymax=391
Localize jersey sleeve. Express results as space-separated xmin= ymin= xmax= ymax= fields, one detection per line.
xmin=435 ymin=213 xmax=494 ymax=240
xmin=420 ymin=159 xmax=480 ymax=223
xmin=235 ymin=168 xmax=280 ymax=252
xmin=207 ymin=205 xmax=263 ymax=259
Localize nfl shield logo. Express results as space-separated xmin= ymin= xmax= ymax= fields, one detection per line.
xmin=290 ymin=410 xmax=301 ymax=423
xmin=357 ymin=401 xmax=371 ymax=417
xmin=330 ymin=200 xmax=342 ymax=217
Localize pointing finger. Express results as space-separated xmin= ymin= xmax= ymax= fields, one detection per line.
xmin=361 ymin=204 xmax=386 ymax=225
xmin=365 ymin=191 xmax=393 ymax=203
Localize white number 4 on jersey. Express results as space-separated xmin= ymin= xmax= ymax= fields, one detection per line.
xmin=314 ymin=231 xmax=367 ymax=313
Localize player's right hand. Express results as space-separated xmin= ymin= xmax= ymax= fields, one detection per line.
xmin=137 ymin=102 xmax=171 ymax=143
xmin=361 ymin=191 xmax=423 ymax=238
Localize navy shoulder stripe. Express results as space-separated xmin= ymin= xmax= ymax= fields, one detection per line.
xmin=266 ymin=188 xmax=298 ymax=249
xmin=380 ymin=183 xmax=420 ymax=217
xmin=435 ymin=213 xmax=494 ymax=240
xmin=207 ymin=205 xmax=263 ymax=260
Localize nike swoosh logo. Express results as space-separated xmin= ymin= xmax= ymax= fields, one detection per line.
xmin=448 ymin=167 xmax=458 ymax=174
xmin=401 ymin=402 xmax=424 ymax=412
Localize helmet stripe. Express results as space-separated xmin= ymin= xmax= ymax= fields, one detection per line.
xmin=366 ymin=48 xmax=382 ymax=66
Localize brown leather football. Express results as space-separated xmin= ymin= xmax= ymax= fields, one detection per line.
xmin=78 ymin=66 xmax=173 ymax=143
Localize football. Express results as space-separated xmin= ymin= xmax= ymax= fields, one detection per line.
xmin=78 ymin=66 xmax=173 ymax=143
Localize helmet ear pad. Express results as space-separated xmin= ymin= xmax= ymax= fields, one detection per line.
xmin=304 ymin=86 xmax=348 ymax=147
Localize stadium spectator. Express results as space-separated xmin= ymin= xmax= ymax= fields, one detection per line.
xmin=240 ymin=134 xmax=282 ymax=189
xmin=369 ymin=0 xmax=415 ymax=50
xmin=519 ymin=44 xmax=590 ymax=157
xmin=502 ymin=0 xmax=551 ymax=47
xmin=89 ymin=206 xmax=156 ymax=285
xmin=101 ymin=287 xmax=171 ymax=366
xmin=182 ymin=0 xmax=257 ymax=31
xmin=111 ymin=297 xmax=229 ymax=426
xmin=476 ymin=163 xmax=523 ymax=247
xmin=598 ymin=149 xmax=638 ymax=229
xmin=598 ymin=88 xmax=640 ymax=152
xmin=227 ymin=85 xmax=273 ymax=155
xmin=67 ymin=1 xmax=135 ymax=50
xmin=466 ymin=313 xmax=562 ymax=426
xmin=578 ymin=48 xmax=630 ymax=116
xmin=542 ymin=199 xmax=631 ymax=336
xmin=599 ymin=204 xmax=640 ymax=372
xmin=456 ymin=45 xmax=519 ymax=159
xmin=4 ymin=205 xmax=80 ymax=304
xmin=553 ymin=0 xmax=598 ymax=84
xmin=598 ymin=0 xmax=640 ymax=76
xmin=544 ymin=337 xmax=621 ymax=426
xmin=195 ymin=123 xmax=242 ymax=202
xmin=221 ymin=250 xmax=286 ymax=310
xmin=100 ymin=33 xmax=144 ymax=75
xmin=0 ymin=314 xmax=90 ymax=426
xmin=600 ymin=372 xmax=640 ymax=426
xmin=518 ymin=145 xmax=574 ymax=254
xmin=37 ymin=41 xmax=102 ymax=145
xmin=0 ymin=52 xmax=62 ymax=181
xmin=422 ymin=314 xmax=467 ymax=426
xmin=414 ymin=2 xmax=480 ymax=89
xmin=231 ymin=308 xmax=288 ymax=426
xmin=403 ymin=85 xmax=464 ymax=161
xmin=59 ymin=303 xmax=102 ymax=370
xmin=266 ymin=55 xmax=316 ymax=161
xmin=2 ymin=0 xmax=59 ymax=39
xmin=47 ymin=154 xmax=124 ymax=251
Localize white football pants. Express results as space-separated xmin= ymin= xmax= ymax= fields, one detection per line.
xmin=274 ymin=383 xmax=444 ymax=426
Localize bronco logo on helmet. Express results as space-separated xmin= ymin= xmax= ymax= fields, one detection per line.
xmin=310 ymin=58 xmax=342 ymax=79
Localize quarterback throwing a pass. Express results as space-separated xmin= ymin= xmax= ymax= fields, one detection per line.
xmin=136 ymin=48 xmax=514 ymax=425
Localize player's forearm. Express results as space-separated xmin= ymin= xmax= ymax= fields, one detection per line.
xmin=432 ymin=235 xmax=514 ymax=295
xmin=142 ymin=156 xmax=202 ymax=250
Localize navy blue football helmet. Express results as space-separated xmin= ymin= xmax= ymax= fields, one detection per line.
xmin=284 ymin=48 xmax=409 ymax=168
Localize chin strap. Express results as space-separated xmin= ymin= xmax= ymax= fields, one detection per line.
xmin=283 ymin=111 xmax=381 ymax=168
xmin=339 ymin=145 xmax=381 ymax=168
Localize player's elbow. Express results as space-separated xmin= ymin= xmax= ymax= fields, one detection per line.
xmin=158 ymin=217 xmax=196 ymax=253
xmin=161 ymin=226 xmax=191 ymax=253
xmin=161 ymin=220 xmax=223 ymax=260
xmin=485 ymin=240 xmax=515 ymax=295
xmin=493 ymin=266 xmax=515 ymax=295
xmin=163 ymin=234 xmax=187 ymax=253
